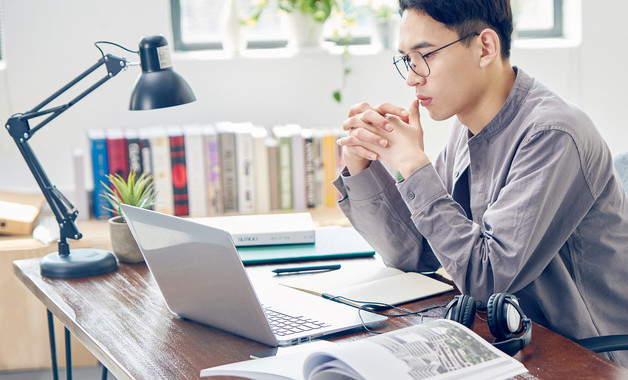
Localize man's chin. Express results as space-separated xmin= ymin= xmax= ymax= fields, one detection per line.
xmin=424 ymin=108 xmax=448 ymax=122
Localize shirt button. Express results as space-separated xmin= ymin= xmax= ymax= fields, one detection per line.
xmin=454 ymin=171 xmax=460 ymax=178
xmin=408 ymin=192 xmax=416 ymax=200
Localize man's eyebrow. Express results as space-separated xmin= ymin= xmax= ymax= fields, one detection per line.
xmin=398 ymin=41 xmax=433 ymax=54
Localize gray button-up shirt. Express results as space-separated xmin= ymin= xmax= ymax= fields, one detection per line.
xmin=334 ymin=68 xmax=628 ymax=366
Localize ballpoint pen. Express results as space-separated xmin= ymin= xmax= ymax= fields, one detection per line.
xmin=271 ymin=264 xmax=341 ymax=275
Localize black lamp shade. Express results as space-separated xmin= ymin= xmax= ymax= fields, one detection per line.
xmin=129 ymin=35 xmax=196 ymax=110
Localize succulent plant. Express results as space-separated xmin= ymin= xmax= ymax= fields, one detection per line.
xmin=100 ymin=171 xmax=156 ymax=220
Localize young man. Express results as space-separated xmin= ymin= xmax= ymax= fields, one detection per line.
xmin=334 ymin=0 xmax=628 ymax=366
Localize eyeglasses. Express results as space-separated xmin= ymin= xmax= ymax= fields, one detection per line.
xmin=393 ymin=33 xmax=479 ymax=79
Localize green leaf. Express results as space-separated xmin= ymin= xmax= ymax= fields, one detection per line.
xmin=100 ymin=171 xmax=157 ymax=219
xmin=333 ymin=90 xmax=342 ymax=102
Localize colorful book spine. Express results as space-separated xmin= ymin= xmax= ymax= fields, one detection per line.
xmin=88 ymin=129 xmax=111 ymax=220
xmin=183 ymin=124 xmax=208 ymax=217
xmin=125 ymin=129 xmax=142 ymax=175
xmin=203 ymin=124 xmax=223 ymax=216
xmin=289 ymin=125 xmax=306 ymax=212
xmin=251 ymin=125 xmax=270 ymax=214
xmin=303 ymin=129 xmax=318 ymax=209
xmin=234 ymin=123 xmax=256 ymax=214
xmin=106 ymin=128 xmax=129 ymax=180
xmin=278 ymin=136 xmax=292 ymax=211
xmin=321 ymin=129 xmax=337 ymax=207
xmin=138 ymin=128 xmax=153 ymax=176
xmin=149 ymin=126 xmax=174 ymax=215
xmin=168 ymin=126 xmax=189 ymax=216
xmin=216 ymin=122 xmax=238 ymax=213
xmin=266 ymin=137 xmax=279 ymax=211
xmin=272 ymin=125 xmax=297 ymax=211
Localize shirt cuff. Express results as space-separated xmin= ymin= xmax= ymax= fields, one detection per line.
xmin=396 ymin=163 xmax=448 ymax=212
xmin=333 ymin=160 xmax=397 ymax=201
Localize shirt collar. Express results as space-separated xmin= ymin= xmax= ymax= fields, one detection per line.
xmin=473 ymin=66 xmax=533 ymax=140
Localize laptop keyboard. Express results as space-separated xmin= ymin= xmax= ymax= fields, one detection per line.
xmin=263 ymin=307 xmax=330 ymax=337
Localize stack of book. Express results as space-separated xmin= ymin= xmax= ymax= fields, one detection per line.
xmin=88 ymin=122 xmax=344 ymax=219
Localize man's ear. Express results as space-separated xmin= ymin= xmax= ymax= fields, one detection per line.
xmin=478 ymin=28 xmax=500 ymax=67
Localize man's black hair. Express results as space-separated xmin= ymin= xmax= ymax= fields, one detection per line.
xmin=399 ymin=0 xmax=513 ymax=59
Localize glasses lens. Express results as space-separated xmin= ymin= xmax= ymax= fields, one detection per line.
xmin=393 ymin=56 xmax=409 ymax=79
xmin=408 ymin=52 xmax=430 ymax=77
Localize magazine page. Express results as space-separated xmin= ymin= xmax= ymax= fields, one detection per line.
xmin=201 ymin=319 xmax=527 ymax=380
xmin=303 ymin=319 xmax=527 ymax=380
xmin=200 ymin=350 xmax=309 ymax=379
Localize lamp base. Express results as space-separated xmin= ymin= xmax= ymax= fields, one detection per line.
xmin=40 ymin=248 xmax=118 ymax=278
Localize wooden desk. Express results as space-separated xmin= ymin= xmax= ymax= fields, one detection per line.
xmin=0 ymin=208 xmax=351 ymax=371
xmin=13 ymin=256 xmax=628 ymax=380
xmin=0 ymin=220 xmax=110 ymax=371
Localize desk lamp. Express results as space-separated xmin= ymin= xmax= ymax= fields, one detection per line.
xmin=4 ymin=35 xmax=196 ymax=278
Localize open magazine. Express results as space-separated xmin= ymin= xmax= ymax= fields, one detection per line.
xmin=201 ymin=319 xmax=528 ymax=380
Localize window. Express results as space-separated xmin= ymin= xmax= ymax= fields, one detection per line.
xmin=171 ymin=0 xmax=376 ymax=51
xmin=171 ymin=0 xmax=289 ymax=51
xmin=171 ymin=0 xmax=564 ymax=52
xmin=0 ymin=1 xmax=3 ymax=61
xmin=514 ymin=0 xmax=563 ymax=38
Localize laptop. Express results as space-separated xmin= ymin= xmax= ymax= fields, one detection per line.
xmin=120 ymin=204 xmax=387 ymax=347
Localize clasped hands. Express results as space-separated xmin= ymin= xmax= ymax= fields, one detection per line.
xmin=336 ymin=99 xmax=430 ymax=178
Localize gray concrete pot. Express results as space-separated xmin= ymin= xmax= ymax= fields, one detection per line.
xmin=108 ymin=216 xmax=143 ymax=263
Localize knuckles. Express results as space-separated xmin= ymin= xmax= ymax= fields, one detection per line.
xmin=348 ymin=102 xmax=373 ymax=117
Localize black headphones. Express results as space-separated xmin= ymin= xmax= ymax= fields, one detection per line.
xmin=443 ymin=293 xmax=532 ymax=356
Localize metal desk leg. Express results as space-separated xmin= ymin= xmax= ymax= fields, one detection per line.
xmin=101 ymin=362 xmax=109 ymax=380
xmin=47 ymin=309 xmax=59 ymax=380
xmin=65 ymin=327 xmax=72 ymax=380
xmin=47 ymin=309 xmax=110 ymax=380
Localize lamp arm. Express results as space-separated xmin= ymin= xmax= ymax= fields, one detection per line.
xmin=4 ymin=54 xmax=129 ymax=257
xmin=19 ymin=54 xmax=128 ymax=135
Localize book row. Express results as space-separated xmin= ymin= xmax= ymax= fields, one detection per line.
xmin=88 ymin=123 xmax=345 ymax=220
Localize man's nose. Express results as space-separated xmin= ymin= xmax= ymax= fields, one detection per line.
xmin=406 ymin=69 xmax=427 ymax=87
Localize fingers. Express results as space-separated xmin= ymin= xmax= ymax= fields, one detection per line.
xmin=346 ymin=102 xmax=409 ymax=133
xmin=374 ymin=103 xmax=410 ymax=123
xmin=347 ymin=102 xmax=374 ymax=117
xmin=338 ymin=127 xmax=387 ymax=148
xmin=344 ymin=145 xmax=379 ymax=161
xmin=343 ymin=109 xmax=392 ymax=133
xmin=348 ymin=102 xmax=408 ymax=119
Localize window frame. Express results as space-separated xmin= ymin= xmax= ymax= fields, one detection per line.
xmin=170 ymin=0 xmax=564 ymax=52
xmin=515 ymin=0 xmax=563 ymax=39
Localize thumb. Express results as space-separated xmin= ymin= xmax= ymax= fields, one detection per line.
xmin=408 ymin=99 xmax=421 ymax=127
xmin=408 ymin=99 xmax=424 ymax=150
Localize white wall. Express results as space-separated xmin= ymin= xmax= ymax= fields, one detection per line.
xmin=1 ymin=0 xmax=627 ymax=195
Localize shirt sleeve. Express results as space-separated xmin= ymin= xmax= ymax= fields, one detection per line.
xmin=333 ymin=160 xmax=441 ymax=272
xmin=397 ymin=129 xmax=594 ymax=302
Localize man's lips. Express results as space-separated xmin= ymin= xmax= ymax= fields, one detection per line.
xmin=417 ymin=95 xmax=432 ymax=106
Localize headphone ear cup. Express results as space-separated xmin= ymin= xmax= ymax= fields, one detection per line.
xmin=487 ymin=293 xmax=532 ymax=356
xmin=458 ymin=295 xmax=477 ymax=329
xmin=487 ymin=293 xmax=507 ymax=340
xmin=443 ymin=295 xmax=476 ymax=329
xmin=488 ymin=293 xmax=524 ymax=341
xmin=442 ymin=296 xmax=460 ymax=320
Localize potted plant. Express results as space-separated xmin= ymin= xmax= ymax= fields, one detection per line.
xmin=244 ymin=0 xmax=339 ymax=48
xmin=370 ymin=0 xmax=400 ymax=49
xmin=101 ymin=171 xmax=156 ymax=263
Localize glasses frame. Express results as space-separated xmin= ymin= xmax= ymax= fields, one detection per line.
xmin=393 ymin=32 xmax=480 ymax=79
